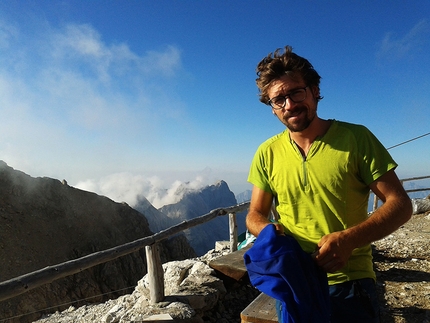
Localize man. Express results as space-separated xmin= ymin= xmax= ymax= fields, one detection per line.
xmin=246 ymin=46 xmax=412 ymax=322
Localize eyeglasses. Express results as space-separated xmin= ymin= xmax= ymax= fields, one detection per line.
xmin=267 ymin=87 xmax=308 ymax=110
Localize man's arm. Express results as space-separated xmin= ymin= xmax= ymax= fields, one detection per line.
xmin=314 ymin=169 xmax=412 ymax=273
xmin=246 ymin=185 xmax=284 ymax=236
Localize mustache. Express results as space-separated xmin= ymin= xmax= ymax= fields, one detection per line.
xmin=283 ymin=106 xmax=307 ymax=118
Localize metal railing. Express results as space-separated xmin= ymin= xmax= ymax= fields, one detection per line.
xmin=373 ymin=175 xmax=430 ymax=211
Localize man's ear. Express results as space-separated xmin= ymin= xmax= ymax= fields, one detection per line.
xmin=311 ymin=86 xmax=320 ymax=99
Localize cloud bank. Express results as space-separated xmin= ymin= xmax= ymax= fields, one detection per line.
xmin=75 ymin=168 xmax=218 ymax=208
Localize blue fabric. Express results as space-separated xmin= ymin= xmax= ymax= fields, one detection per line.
xmin=244 ymin=224 xmax=330 ymax=323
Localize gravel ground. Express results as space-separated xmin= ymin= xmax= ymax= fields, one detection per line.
xmin=374 ymin=211 xmax=430 ymax=323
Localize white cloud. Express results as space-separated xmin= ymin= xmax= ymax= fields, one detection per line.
xmin=75 ymin=168 xmax=216 ymax=208
xmin=0 ymin=19 xmax=18 ymax=49
xmin=0 ymin=20 xmax=183 ymax=127
xmin=56 ymin=24 xmax=106 ymax=58
xmin=142 ymin=46 xmax=182 ymax=77
xmin=48 ymin=24 xmax=182 ymax=84
xmin=377 ymin=19 xmax=429 ymax=61
xmin=0 ymin=19 xmax=187 ymax=174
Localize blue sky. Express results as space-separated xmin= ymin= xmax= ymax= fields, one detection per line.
xmin=0 ymin=1 xmax=429 ymax=207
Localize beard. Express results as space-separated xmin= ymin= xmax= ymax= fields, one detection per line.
xmin=281 ymin=106 xmax=316 ymax=132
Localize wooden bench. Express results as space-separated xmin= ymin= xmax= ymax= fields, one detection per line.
xmin=209 ymin=246 xmax=278 ymax=323
xmin=240 ymin=293 xmax=278 ymax=323
xmin=208 ymin=245 xmax=251 ymax=281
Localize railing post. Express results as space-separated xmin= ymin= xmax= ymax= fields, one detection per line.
xmin=145 ymin=243 xmax=164 ymax=304
xmin=229 ymin=212 xmax=238 ymax=252
xmin=373 ymin=194 xmax=379 ymax=212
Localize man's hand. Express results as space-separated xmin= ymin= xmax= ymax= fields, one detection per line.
xmin=272 ymin=222 xmax=285 ymax=235
xmin=312 ymin=231 xmax=355 ymax=273
xmin=313 ymin=170 xmax=412 ymax=273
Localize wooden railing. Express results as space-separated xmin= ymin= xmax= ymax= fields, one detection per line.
xmin=373 ymin=175 xmax=430 ymax=211
xmin=0 ymin=202 xmax=250 ymax=303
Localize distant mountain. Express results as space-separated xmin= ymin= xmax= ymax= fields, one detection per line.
xmin=236 ymin=189 xmax=252 ymax=203
xmin=154 ymin=180 xmax=247 ymax=256
xmin=134 ymin=194 xmax=177 ymax=232
xmin=403 ymin=180 xmax=430 ymax=199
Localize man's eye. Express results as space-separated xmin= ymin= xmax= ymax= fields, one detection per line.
xmin=272 ymin=97 xmax=285 ymax=106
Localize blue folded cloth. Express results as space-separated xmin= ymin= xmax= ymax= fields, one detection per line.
xmin=244 ymin=224 xmax=330 ymax=323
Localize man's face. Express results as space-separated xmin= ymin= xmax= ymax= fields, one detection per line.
xmin=267 ymin=74 xmax=319 ymax=132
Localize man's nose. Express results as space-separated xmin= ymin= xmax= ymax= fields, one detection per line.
xmin=283 ymin=97 xmax=298 ymax=110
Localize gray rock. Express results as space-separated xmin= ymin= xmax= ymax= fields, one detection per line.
xmin=412 ymin=197 xmax=430 ymax=214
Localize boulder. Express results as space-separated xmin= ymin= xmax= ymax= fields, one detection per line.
xmin=412 ymin=198 xmax=430 ymax=215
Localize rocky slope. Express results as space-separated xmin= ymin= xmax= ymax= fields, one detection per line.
xmin=0 ymin=161 xmax=196 ymax=323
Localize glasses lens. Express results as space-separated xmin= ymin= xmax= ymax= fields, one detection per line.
xmin=290 ymin=89 xmax=306 ymax=102
xmin=270 ymin=88 xmax=307 ymax=109
xmin=270 ymin=97 xmax=286 ymax=109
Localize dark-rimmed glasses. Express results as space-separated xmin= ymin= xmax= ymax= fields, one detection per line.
xmin=267 ymin=87 xmax=308 ymax=110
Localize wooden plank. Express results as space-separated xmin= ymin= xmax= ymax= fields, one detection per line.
xmin=240 ymin=293 xmax=277 ymax=323
xmin=209 ymin=245 xmax=251 ymax=281
xmin=142 ymin=313 xmax=173 ymax=321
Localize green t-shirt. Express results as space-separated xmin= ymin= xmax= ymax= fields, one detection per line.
xmin=248 ymin=120 xmax=397 ymax=284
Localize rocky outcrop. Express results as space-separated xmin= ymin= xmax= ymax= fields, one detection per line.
xmin=0 ymin=161 xmax=196 ymax=323
xmin=34 ymin=247 xmax=260 ymax=323
xmin=412 ymin=195 xmax=430 ymax=214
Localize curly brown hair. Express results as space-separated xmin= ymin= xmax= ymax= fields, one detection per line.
xmin=256 ymin=46 xmax=323 ymax=104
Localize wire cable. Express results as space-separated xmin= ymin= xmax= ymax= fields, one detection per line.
xmin=387 ymin=131 xmax=430 ymax=150
xmin=0 ymin=285 xmax=135 ymax=322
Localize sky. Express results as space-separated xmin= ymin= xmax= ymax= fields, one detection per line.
xmin=0 ymin=1 xmax=429 ymax=208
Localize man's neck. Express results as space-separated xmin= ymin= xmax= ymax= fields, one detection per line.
xmin=289 ymin=118 xmax=332 ymax=157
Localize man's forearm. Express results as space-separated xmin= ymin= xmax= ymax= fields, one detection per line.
xmin=347 ymin=169 xmax=413 ymax=248
xmin=344 ymin=194 xmax=412 ymax=248
xmin=246 ymin=210 xmax=271 ymax=237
